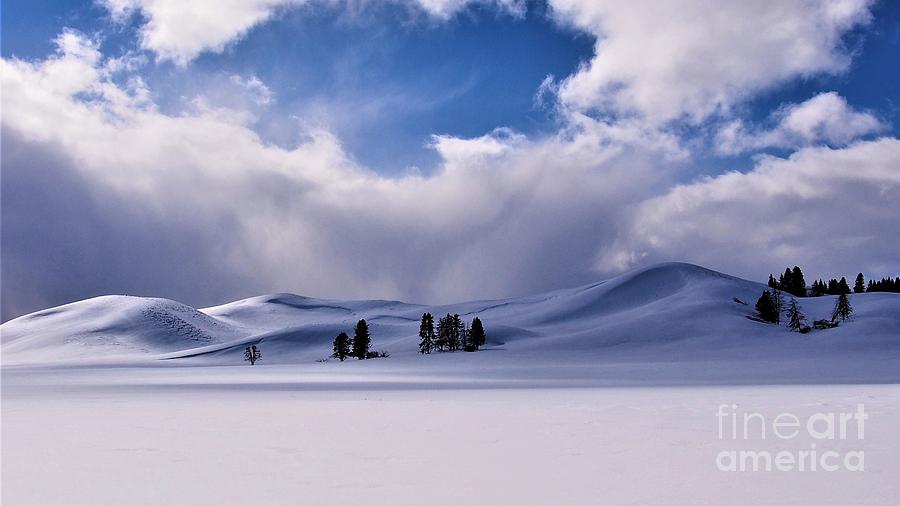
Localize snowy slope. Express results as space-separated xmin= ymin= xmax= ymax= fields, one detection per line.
xmin=2 ymin=262 xmax=898 ymax=368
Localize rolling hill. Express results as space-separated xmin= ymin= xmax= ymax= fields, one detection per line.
xmin=2 ymin=262 xmax=899 ymax=372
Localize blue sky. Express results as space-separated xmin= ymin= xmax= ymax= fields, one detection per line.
xmin=4 ymin=1 xmax=598 ymax=172
xmin=5 ymin=0 xmax=896 ymax=173
xmin=2 ymin=0 xmax=899 ymax=319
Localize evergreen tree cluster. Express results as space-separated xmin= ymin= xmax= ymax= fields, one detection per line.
xmin=767 ymin=267 xmax=807 ymax=297
xmin=418 ymin=313 xmax=486 ymax=354
xmin=866 ymin=277 xmax=900 ymax=293
xmin=768 ymin=267 xmax=900 ymax=296
xmin=332 ymin=319 xmax=383 ymax=361
xmin=754 ymin=288 xmax=854 ymax=333
xmin=808 ymin=277 xmax=851 ymax=297
xmin=755 ymin=289 xmax=782 ymax=324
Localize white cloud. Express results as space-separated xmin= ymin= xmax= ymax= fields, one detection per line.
xmin=413 ymin=0 xmax=524 ymax=18
xmin=547 ymin=0 xmax=874 ymax=125
xmin=601 ymin=138 xmax=900 ymax=280
xmin=101 ymin=0 xmax=307 ymax=65
xmin=717 ymin=92 xmax=886 ymax=154
xmin=1 ymin=31 xmax=663 ymax=314
xmin=4 ymin=3 xmax=898 ymax=318
xmin=101 ymin=0 xmax=524 ymax=64
xmin=229 ymin=74 xmax=274 ymax=105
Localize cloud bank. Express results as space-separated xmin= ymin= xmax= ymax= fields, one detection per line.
xmin=2 ymin=1 xmax=898 ymax=320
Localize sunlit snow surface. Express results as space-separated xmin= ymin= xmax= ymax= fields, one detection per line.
xmin=3 ymin=263 xmax=899 ymax=504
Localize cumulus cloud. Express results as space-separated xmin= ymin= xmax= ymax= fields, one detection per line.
xmin=3 ymin=2 xmax=897 ymax=320
xmin=601 ymin=138 xmax=900 ymax=280
xmin=717 ymin=92 xmax=886 ymax=154
xmin=101 ymin=0 xmax=524 ymax=64
xmin=547 ymin=0 xmax=874 ymax=124
xmin=1 ymin=30 xmax=662 ymax=319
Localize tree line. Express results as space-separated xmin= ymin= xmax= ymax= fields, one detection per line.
xmin=418 ymin=313 xmax=486 ymax=353
xmin=263 ymin=313 xmax=489 ymax=365
xmin=767 ymin=266 xmax=900 ymax=297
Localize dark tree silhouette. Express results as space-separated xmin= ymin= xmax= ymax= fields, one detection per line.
xmin=854 ymin=273 xmax=866 ymax=294
xmin=332 ymin=332 xmax=351 ymax=361
xmin=786 ymin=299 xmax=807 ymax=332
xmin=418 ymin=312 xmax=435 ymax=354
xmin=810 ymin=279 xmax=827 ymax=297
xmin=755 ymin=291 xmax=777 ymax=324
xmin=770 ymin=289 xmax=785 ymax=324
xmin=779 ymin=268 xmax=793 ymax=293
xmin=837 ymin=277 xmax=851 ymax=295
xmin=468 ymin=317 xmax=487 ymax=350
xmin=435 ymin=315 xmax=450 ymax=352
xmin=867 ymin=277 xmax=900 ymax=293
xmin=790 ymin=266 xmax=807 ymax=297
xmin=352 ymin=319 xmax=371 ymax=360
xmin=244 ymin=345 xmax=262 ymax=365
xmin=447 ymin=314 xmax=463 ymax=351
xmin=832 ymin=293 xmax=853 ymax=322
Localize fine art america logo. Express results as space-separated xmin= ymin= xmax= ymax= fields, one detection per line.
xmin=715 ymin=404 xmax=868 ymax=472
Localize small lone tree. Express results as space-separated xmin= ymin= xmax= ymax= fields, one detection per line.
xmin=467 ymin=317 xmax=486 ymax=351
xmin=786 ymin=299 xmax=807 ymax=332
xmin=854 ymin=273 xmax=866 ymax=294
xmin=244 ymin=345 xmax=262 ymax=365
xmin=831 ymin=293 xmax=853 ymax=322
xmin=755 ymin=291 xmax=777 ymax=324
xmin=352 ymin=319 xmax=371 ymax=360
xmin=418 ymin=312 xmax=435 ymax=354
xmin=332 ymin=331 xmax=351 ymax=361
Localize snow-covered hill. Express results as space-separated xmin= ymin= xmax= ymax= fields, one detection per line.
xmin=2 ymin=262 xmax=899 ymax=369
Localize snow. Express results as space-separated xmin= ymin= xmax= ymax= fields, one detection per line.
xmin=3 ymin=379 xmax=899 ymax=505
xmin=3 ymin=262 xmax=899 ymax=373
xmin=2 ymin=262 xmax=899 ymax=504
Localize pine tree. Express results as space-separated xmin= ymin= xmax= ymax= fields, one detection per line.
xmin=755 ymin=291 xmax=777 ymax=324
xmin=435 ymin=314 xmax=450 ymax=352
xmin=244 ymin=345 xmax=262 ymax=365
xmin=770 ymin=289 xmax=784 ymax=324
xmin=791 ymin=266 xmax=806 ymax=297
xmin=767 ymin=274 xmax=778 ymax=289
xmin=786 ymin=299 xmax=807 ymax=332
xmin=447 ymin=314 xmax=462 ymax=351
xmin=831 ymin=293 xmax=853 ymax=322
xmin=780 ymin=268 xmax=793 ymax=292
xmin=827 ymin=278 xmax=839 ymax=295
xmin=418 ymin=313 xmax=435 ymax=354
xmin=352 ymin=319 xmax=371 ymax=360
xmin=468 ymin=317 xmax=486 ymax=350
xmin=854 ymin=273 xmax=865 ymax=293
xmin=837 ymin=277 xmax=851 ymax=295
xmin=810 ymin=279 xmax=826 ymax=297
xmin=332 ymin=332 xmax=351 ymax=361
